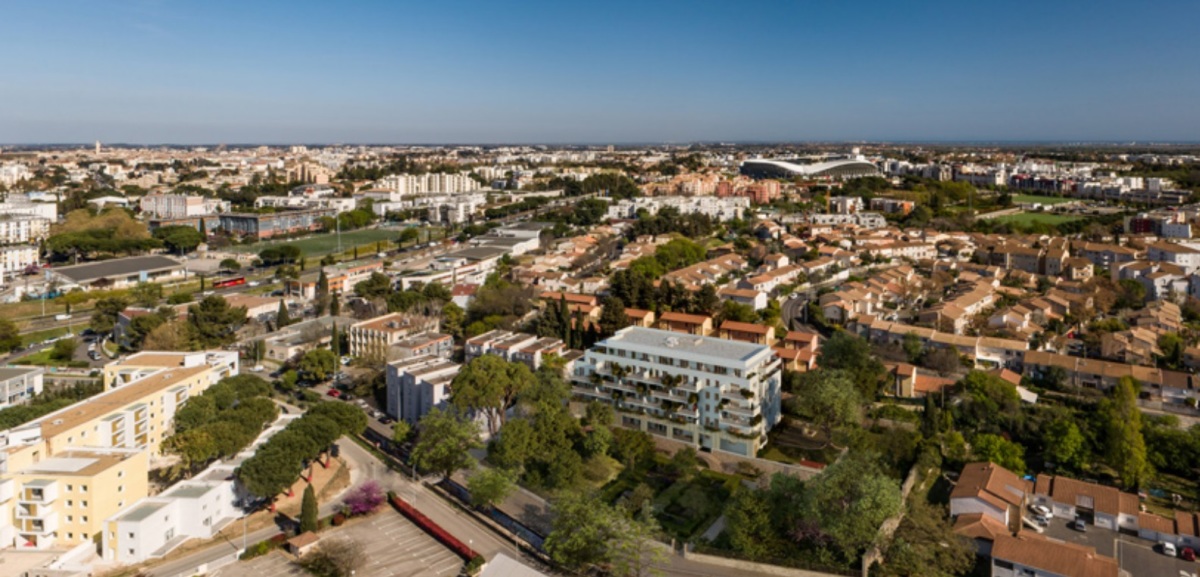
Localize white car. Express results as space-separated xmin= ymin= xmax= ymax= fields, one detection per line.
xmin=340 ymin=356 xmax=351 ymax=366
xmin=1162 ymin=542 xmax=1177 ymax=557
xmin=1030 ymin=504 xmax=1052 ymax=517
xmin=248 ymin=281 xmax=261 ymax=287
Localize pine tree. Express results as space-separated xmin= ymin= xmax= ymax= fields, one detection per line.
xmin=300 ymin=484 xmax=319 ymax=533
xmin=277 ymin=300 xmax=292 ymax=328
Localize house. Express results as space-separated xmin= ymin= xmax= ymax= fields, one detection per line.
xmin=625 ymin=308 xmax=655 ymax=328
xmin=287 ymin=532 xmax=321 ymax=556
xmin=949 ymin=462 xmax=1031 ymax=526
xmin=388 ymin=332 xmax=453 ymax=361
xmin=718 ymin=321 xmax=775 ymax=346
xmin=656 ymin=312 xmax=713 ymax=336
xmin=1031 ymin=474 xmax=1139 ymax=533
xmin=988 ymin=532 xmax=1118 ymax=577
xmin=887 ymin=363 xmax=957 ymax=399
xmin=718 ymin=287 xmax=768 ymax=311
xmin=1099 ymin=328 xmax=1161 ymax=366
xmin=348 ymin=313 xmax=438 ymax=359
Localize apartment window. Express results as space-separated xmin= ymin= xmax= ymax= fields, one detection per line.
xmin=128 ymin=549 xmax=135 ymax=556
xmin=68 ymin=532 xmax=73 ymax=539
xmin=118 ymin=485 xmax=123 ymax=493
xmin=67 ymin=516 xmax=73 ymax=522
xmin=81 ymin=485 xmax=88 ymax=492
xmin=82 ymin=501 xmax=88 ymax=507
xmin=82 ymin=516 xmax=88 ymax=522
xmin=67 ymin=500 xmax=73 ymax=507
xmin=118 ymin=471 xmax=124 ymax=478
xmin=128 ymin=532 xmax=134 ymax=539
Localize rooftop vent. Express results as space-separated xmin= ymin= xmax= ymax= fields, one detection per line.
xmin=664 ymin=337 xmax=679 ymax=348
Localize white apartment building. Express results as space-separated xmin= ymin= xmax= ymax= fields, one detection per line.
xmin=254 ymin=195 xmax=356 ymax=212
xmin=0 ymin=194 xmax=57 ymax=221
xmin=0 ymin=215 xmax=50 ymax=244
xmin=102 ymin=476 xmax=239 ymax=564
xmin=0 ymin=164 xmax=31 ymax=187
xmin=828 ymin=196 xmax=864 ymax=214
xmin=0 ymin=367 xmax=44 ymax=410
xmin=385 ymin=355 xmax=461 ymax=425
xmin=139 ymin=194 xmax=230 ymax=219
xmin=375 ymin=173 xmax=482 ymax=195
xmin=571 ymin=327 xmax=782 ymax=457
xmin=0 ymin=245 xmax=38 ymax=276
xmin=605 ymin=196 xmax=749 ymax=221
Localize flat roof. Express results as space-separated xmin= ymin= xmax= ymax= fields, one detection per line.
xmin=52 ymin=256 xmax=183 ymax=283
xmin=602 ymin=327 xmax=770 ymax=363
xmin=17 ymin=450 xmax=132 ymax=477
xmin=37 ymin=365 xmax=210 ymax=440
xmin=446 ymin=246 xmax=509 ymax=261
xmin=0 ymin=366 xmax=42 ymax=381
xmin=121 ymin=501 xmax=169 ymax=522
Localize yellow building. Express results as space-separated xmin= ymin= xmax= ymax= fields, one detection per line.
xmin=0 ymin=351 xmax=238 ymax=549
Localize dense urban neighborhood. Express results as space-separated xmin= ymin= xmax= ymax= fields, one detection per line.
xmin=1 ymin=142 xmax=1200 ymax=577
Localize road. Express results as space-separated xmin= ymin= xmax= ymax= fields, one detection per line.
xmin=781 ymin=266 xmax=871 ymax=330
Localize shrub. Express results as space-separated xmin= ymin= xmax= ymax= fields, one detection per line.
xmin=343 ymin=480 xmax=385 ymax=516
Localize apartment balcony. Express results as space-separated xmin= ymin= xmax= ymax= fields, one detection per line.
xmin=17 ymin=511 xmax=58 ymax=534
xmin=722 ymin=401 xmax=757 ymax=417
xmin=720 ymin=388 xmax=757 ymax=405
xmin=723 ymin=420 xmax=764 ymax=438
xmin=20 ymin=480 xmax=58 ymax=504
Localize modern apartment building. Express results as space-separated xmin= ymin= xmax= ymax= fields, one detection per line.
xmin=348 ymin=313 xmax=437 ymax=359
xmin=0 ymin=245 xmax=38 ymax=276
xmin=0 ymin=215 xmax=50 ymax=244
xmin=139 ymin=194 xmax=229 ymax=219
xmin=385 ymin=355 xmax=461 ymax=425
xmin=0 ymin=367 xmax=44 ymax=410
xmin=571 ymin=327 xmax=782 ymax=457
xmin=0 ymin=351 xmax=237 ymax=550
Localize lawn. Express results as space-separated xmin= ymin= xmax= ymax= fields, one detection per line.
xmin=229 ymin=227 xmax=407 ymax=256
xmin=1012 ymin=194 xmax=1073 ymax=205
xmin=991 ymin=212 xmax=1082 ymax=226
xmin=21 ymin=327 xmax=73 ymax=348
xmin=11 ymin=348 xmax=88 ymax=368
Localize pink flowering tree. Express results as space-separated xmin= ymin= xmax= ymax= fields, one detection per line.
xmin=343 ymin=480 xmax=385 ymax=516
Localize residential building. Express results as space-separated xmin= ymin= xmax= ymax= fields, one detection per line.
xmin=657 ymin=312 xmax=714 ymax=336
xmin=385 ymin=355 xmax=461 ymax=424
xmin=287 ymin=260 xmax=384 ymax=299
xmin=348 ymin=313 xmax=437 ymax=359
xmin=718 ymin=321 xmax=775 ymax=346
xmin=388 ymin=332 xmax=453 ymax=361
xmin=570 ymin=327 xmax=782 ymax=457
xmin=0 ymin=245 xmax=38 ymax=276
xmin=101 ymin=476 xmax=238 ymax=564
xmin=949 ymin=461 xmax=1030 ymax=527
xmin=0 ymin=215 xmax=50 ymax=244
xmin=262 ymin=316 xmax=357 ymax=363
xmin=0 ymin=367 xmax=44 ymax=410
xmin=0 ymin=351 xmax=237 ymax=549
xmin=139 ymin=194 xmax=229 ymax=219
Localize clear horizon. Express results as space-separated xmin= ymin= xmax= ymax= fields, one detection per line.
xmin=2 ymin=0 xmax=1198 ymax=144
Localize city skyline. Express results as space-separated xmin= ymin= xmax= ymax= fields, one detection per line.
xmin=2 ymin=0 xmax=1199 ymax=143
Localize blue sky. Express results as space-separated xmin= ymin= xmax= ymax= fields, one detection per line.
xmin=1 ymin=0 xmax=1198 ymax=144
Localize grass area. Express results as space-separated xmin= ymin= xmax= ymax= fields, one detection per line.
xmin=1013 ymin=194 xmax=1073 ymax=205
xmin=11 ymin=348 xmax=88 ymax=368
xmin=229 ymin=227 xmax=407 ymax=256
xmin=991 ymin=212 xmax=1082 ymax=226
xmin=21 ymin=326 xmax=73 ymax=347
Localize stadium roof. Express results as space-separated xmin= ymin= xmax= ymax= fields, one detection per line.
xmin=740 ymin=157 xmax=878 ymax=178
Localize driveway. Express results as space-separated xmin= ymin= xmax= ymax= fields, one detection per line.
xmin=1118 ymin=537 xmax=1198 ymax=577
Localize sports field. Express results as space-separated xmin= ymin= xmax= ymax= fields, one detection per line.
xmin=1013 ymin=194 xmax=1072 ymax=205
xmin=992 ymin=212 xmax=1081 ymax=226
xmin=230 ymin=228 xmax=405 ymax=256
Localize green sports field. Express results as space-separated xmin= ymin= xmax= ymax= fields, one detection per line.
xmin=992 ymin=212 xmax=1082 ymax=226
xmin=1013 ymin=194 xmax=1073 ymax=205
xmin=230 ymin=228 xmax=405 ymax=256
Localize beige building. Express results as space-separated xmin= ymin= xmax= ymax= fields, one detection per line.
xmin=348 ymin=313 xmax=437 ymax=359
xmin=0 ymin=351 xmax=237 ymax=549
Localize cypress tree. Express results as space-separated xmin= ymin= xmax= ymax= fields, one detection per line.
xmin=331 ymin=323 xmax=340 ymax=356
xmin=300 ymin=484 xmax=318 ymax=533
xmin=330 ymin=292 xmax=341 ymax=316
xmin=277 ymin=300 xmax=292 ymax=328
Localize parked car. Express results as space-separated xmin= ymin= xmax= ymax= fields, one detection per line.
xmin=1161 ymin=542 xmax=1178 ymax=557
xmin=1035 ymin=515 xmax=1051 ymax=527
xmin=1072 ymin=518 xmax=1087 ymax=532
xmin=1179 ymin=546 xmax=1195 ymax=561
xmin=1030 ymin=505 xmax=1052 ymax=517
xmin=340 ymin=356 xmax=352 ymax=366
xmin=326 ymin=389 xmax=341 ymax=398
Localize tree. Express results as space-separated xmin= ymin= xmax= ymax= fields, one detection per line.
xmin=441 ymin=302 xmax=464 ymax=338
xmin=467 ymin=467 xmax=516 ymax=510
xmin=130 ymin=282 xmax=163 ymax=307
xmin=971 ymin=433 xmax=1026 ymax=472
xmin=0 ymin=318 xmax=20 ymax=353
xmin=354 ymin=271 xmax=393 ymax=300
xmin=299 ymin=348 xmax=337 ymax=381
xmin=902 ymin=332 xmax=923 ymax=363
xmin=187 ymin=296 xmax=248 ymax=348
xmin=218 ymin=258 xmax=241 ymax=272
xmin=1043 ymin=418 xmax=1087 ymax=471
xmin=725 ymin=487 xmax=784 ymax=561
xmin=801 ymin=452 xmax=903 ymax=562
xmin=412 ymin=407 xmax=481 ymax=480
xmin=392 ymin=420 xmax=411 ymax=444
xmin=315 ymin=271 xmax=330 ymax=316
xmin=598 ymin=296 xmax=631 ymax=337
xmin=398 ymin=227 xmax=420 ymax=246
xmin=307 ymin=402 xmax=368 ymax=436
xmin=544 ymin=491 xmax=619 ymax=568
xmin=610 ymin=508 xmax=668 ymax=577
xmin=1158 ymin=332 xmax=1185 ymax=369
xmin=300 ymin=484 xmax=319 ymax=533
xmin=1102 ymin=377 xmax=1152 ymax=489
xmin=791 ymin=370 xmax=863 ymax=445
xmin=666 ymin=447 xmax=700 ymax=482
xmin=276 ymin=299 xmax=292 ymax=328
xmin=450 ymin=355 xmax=535 ymax=436
xmin=50 ymin=338 xmax=77 ymax=361
xmin=343 ymin=480 xmax=385 ymax=515
xmin=816 ymin=331 xmax=886 ymax=399
xmin=299 ymin=539 xmax=365 ymax=577
xmin=880 ymin=499 xmax=974 ymax=577
xmin=153 ymin=225 xmax=204 ymax=254
xmin=90 ymin=296 xmax=130 ymax=335
xmin=142 ymin=320 xmax=192 ymax=351
xmin=693 ymin=284 xmax=720 ymax=316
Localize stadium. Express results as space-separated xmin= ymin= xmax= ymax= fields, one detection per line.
xmin=740 ymin=156 xmax=879 ymax=179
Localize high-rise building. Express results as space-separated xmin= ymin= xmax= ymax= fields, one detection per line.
xmin=570 ymin=327 xmax=782 ymax=457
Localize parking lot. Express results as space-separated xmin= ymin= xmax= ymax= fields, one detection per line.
xmin=216 ymin=511 xmax=462 ymax=577
xmin=1039 ymin=516 xmax=1197 ymax=577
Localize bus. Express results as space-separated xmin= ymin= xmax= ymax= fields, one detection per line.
xmin=213 ymin=276 xmax=246 ymax=289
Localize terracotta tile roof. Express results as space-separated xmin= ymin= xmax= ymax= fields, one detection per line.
xmin=953 ymin=512 xmax=1009 ymax=541
xmin=1139 ymin=512 xmax=1176 ymax=534
xmin=991 ymin=532 xmax=1118 ymax=577
xmin=1034 ymin=474 xmax=1139 ymax=517
xmin=951 ymin=462 xmax=1030 ymax=510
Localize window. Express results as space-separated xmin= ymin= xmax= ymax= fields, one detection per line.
xmin=81 ymin=485 xmax=88 ymax=492
xmin=67 ymin=516 xmax=73 ymax=522
xmin=118 ymin=486 xmax=123 ymax=493
xmin=82 ymin=501 xmax=88 ymax=507
xmin=66 ymin=485 xmax=73 ymax=492
xmin=68 ymin=532 xmax=73 ymax=539
xmin=67 ymin=500 xmax=73 ymax=507
xmin=82 ymin=516 xmax=88 ymax=522
xmin=118 ymin=471 xmax=124 ymax=478
xmin=128 ymin=549 xmax=135 ymax=556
